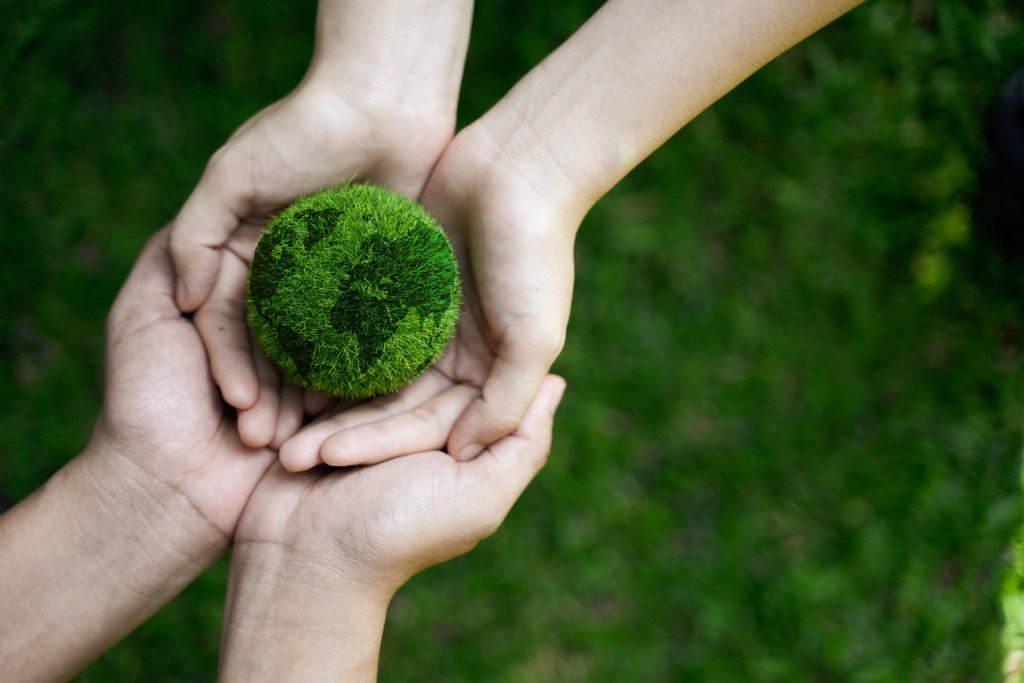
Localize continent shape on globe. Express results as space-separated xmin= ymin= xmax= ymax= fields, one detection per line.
xmin=247 ymin=184 xmax=461 ymax=398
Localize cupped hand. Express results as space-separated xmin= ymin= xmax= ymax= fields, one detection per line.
xmin=279 ymin=124 xmax=582 ymax=471
xmin=169 ymin=77 xmax=456 ymax=447
xmin=236 ymin=375 xmax=566 ymax=595
xmin=88 ymin=229 xmax=282 ymax=540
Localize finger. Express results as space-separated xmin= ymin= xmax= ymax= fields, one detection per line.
xmin=463 ymin=375 xmax=566 ymax=518
xmin=193 ymin=250 xmax=260 ymax=410
xmin=504 ymin=374 xmax=566 ymax=446
xmin=278 ymin=428 xmax=325 ymax=472
xmin=320 ymin=384 xmax=480 ymax=467
xmin=270 ymin=380 xmax=305 ymax=450
xmin=448 ymin=344 xmax=560 ymax=461
xmin=169 ymin=152 xmax=250 ymax=312
xmin=237 ymin=342 xmax=283 ymax=449
xmin=108 ymin=229 xmax=179 ymax=336
xmin=279 ymin=399 xmax=388 ymax=473
xmin=318 ymin=370 xmax=458 ymax=436
xmin=279 ymin=371 xmax=454 ymax=472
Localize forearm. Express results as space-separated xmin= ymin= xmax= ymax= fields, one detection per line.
xmin=219 ymin=543 xmax=390 ymax=682
xmin=474 ymin=0 xmax=864 ymax=213
xmin=0 ymin=447 xmax=226 ymax=682
xmin=307 ymin=0 xmax=473 ymax=113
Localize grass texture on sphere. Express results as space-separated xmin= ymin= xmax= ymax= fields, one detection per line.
xmin=247 ymin=184 xmax=461 ymax=399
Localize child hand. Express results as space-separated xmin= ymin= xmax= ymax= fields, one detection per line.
xmin=277 ymin=125 xmax=581 ymax=470
xmin=169 ymin=80 xmax=455 ymax=447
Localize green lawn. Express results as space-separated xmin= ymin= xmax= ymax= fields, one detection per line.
xmin=4 ymin=0 xmax=1024 ymax=680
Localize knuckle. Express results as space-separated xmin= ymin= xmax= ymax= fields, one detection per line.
xmin=366 ymin=420 xmax=399 ymax=452
xmin=195 ymin=297 xmax=243 ymax=326
xmin=503 ymin=321 xmax=566 ymax=364
xmin=538 ymin=326 xmax=566 ymax=360
xmin=534 ymin=320 xmax=567 ymax=356
xmin=484 ymin=406 xmax=523 ymax=436
xmin=192 ymin=304 xmax=218 ymax=329
xmin=205 ymin=144 xmax=234 ymax=178
xmin=413 ymin=404 xmax=444 ymax=434
xmin=478 ymin=516 xmax=503 ymax=540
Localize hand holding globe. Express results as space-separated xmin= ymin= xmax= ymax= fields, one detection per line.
xmin=247 ymin=184 xmax=462 ymax=399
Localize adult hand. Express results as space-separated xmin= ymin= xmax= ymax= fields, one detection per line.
xmin=169 ymin=0 xmax=473 ymax=446
xmin=219 ymin=375 xmax=566 ymax=681
xmin=91 ymin=228 xmax=283 ymax=536
xmin=0 ymin=229 xmax=277 ymax=681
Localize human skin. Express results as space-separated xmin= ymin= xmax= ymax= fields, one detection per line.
xmin=168 ymin=0 xmax=473 ymax=448
xmin=0 ymin=227 xmax=565 ymax=681
xmin=279 ymin=0 xmax=866 ymax=471
xmin=219 ymin=376 xmax=566 ymax=681
xmin=0 ymin=231 xmax=277 ymax=682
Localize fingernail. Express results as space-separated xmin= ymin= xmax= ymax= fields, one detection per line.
xmin=458 ymin=442 xmax=484 ymax=461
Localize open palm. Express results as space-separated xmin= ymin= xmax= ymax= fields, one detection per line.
xmin=238 ymin=375 xmax=565 ymax=593
xmin=279 ymin=126 xmax=579 ymax=471
xmin=94 ymin=230 xmax=277 ymax=538
xmin=170 ymin=82 xmax=457 ymax=449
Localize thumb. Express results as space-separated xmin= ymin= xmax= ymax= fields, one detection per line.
xmin=448 ymin=340 xmax=561 ymax=460
xmin=169 ymin=155 xmax=250 ymax=312
xmin=462 ymin=375 xmax=566 ymax=515
xmin=107 ymin=228 xmax=179 ymax=336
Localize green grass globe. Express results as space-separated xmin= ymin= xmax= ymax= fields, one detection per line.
xmin=247 ymin=184 xmax=461 ymax=398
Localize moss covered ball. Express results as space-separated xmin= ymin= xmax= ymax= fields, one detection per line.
xmin=247 ymin=184 xmax=461 ymax=398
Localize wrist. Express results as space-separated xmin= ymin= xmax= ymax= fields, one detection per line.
xmin=221 ymin=541 xmax=392 ymax=682
xmin=441 ymin=119 xmax=596 ymax=235
xmin=73 ymin=441 xmax=229 ymax=587
xmin=301 ymin=62 xmax=458 ymax=128
xmin=0 ymin=446 xmax=226 ymax=681
xmin=473 ymin=78 xmax=628 ymax=219
xmin=79 ymin=435 xmax=231 ymax=559
xmin=303 ymin=0 xmax=471 ymax=123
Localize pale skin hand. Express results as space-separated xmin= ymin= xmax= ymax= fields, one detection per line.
xmin=278 ymin=130 xmax=579 ymax=471
xmin=219 ymin=376 xmax=566 ymax=682
xmin=169 ymin=0 xmax=473 ymax=448
xmin=0 ymin=230 xmax=276 ymax=682
xmin=279 ymin=0 xmax=866 ymax=470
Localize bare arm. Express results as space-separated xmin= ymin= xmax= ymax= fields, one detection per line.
xmin=284 ymin=0 xmax=866 ymax=468
xmin=219 ymin=547 xmax=388 ymax=682
xmin=0 ymin=231 xmax=276 ymax=681
xmin=308 ymin=0 xmax=473 ymax=115
xmin=0 ymin=449 xmax=225 ymax=682
xmin=473 ymin=0 xmax=866 ymax=215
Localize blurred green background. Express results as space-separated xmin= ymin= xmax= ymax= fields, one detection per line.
xmin=4 ymin=0 xmax=1024 ymax=680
